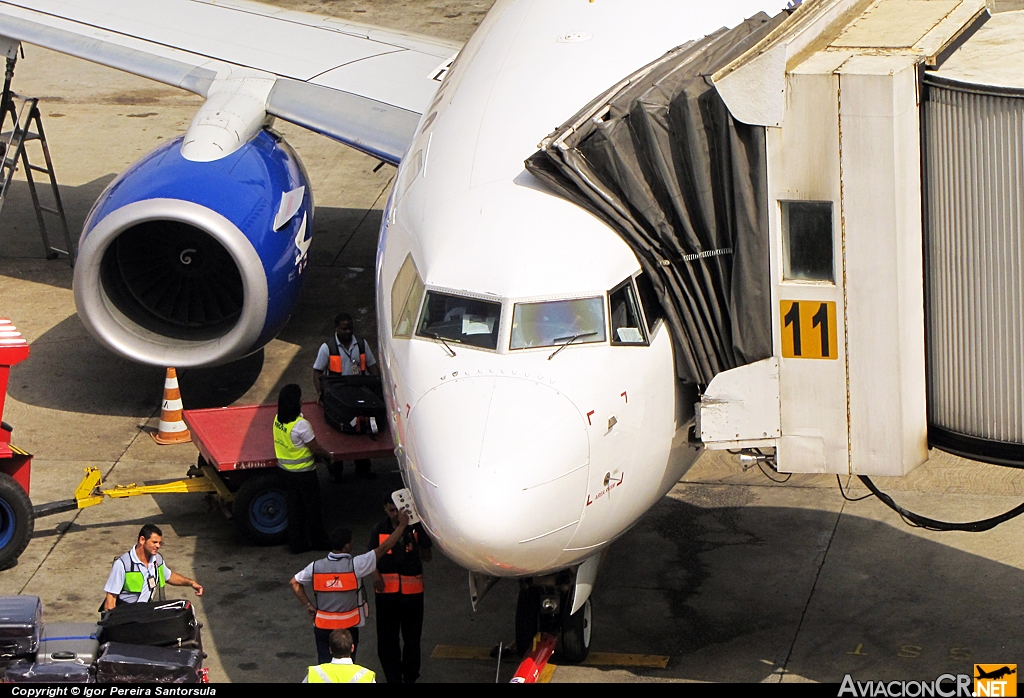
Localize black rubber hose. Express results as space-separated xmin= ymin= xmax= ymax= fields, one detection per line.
xmin=857 ymin=475 xmax=1024 ymax=532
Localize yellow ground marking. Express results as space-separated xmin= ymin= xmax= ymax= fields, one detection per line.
xmin=538 ymin=663 xmax=557 ymax=682
xmin=584 ymin=652 xmax=669 ymax=668
xmin=430 ymin=645 xmax=669 ymax=668
xmin=431 ymin=645 xmax=495 ymax=661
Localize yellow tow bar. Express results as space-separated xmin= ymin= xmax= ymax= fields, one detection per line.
xmin=31 ymin=466 xmax=220 ymax=519
xmin=76 ymin=466 xmax=218 ymax=508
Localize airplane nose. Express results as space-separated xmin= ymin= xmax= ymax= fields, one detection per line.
xmin=405 ymin=375 xmax=590 ymax=575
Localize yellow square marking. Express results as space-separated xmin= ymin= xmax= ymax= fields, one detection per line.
xmin=538 ymin=663 xmax=557 ymax=682
xmin=780 ymin=300 xmax=838 ymax=360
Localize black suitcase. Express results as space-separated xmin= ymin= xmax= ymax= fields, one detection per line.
xmin=5 ymin=659 xmax=92 ymax=683
xmin=98 ymin=600 xmax=197 ymax=647
xmin=322 ymin=380 xmax=387 ymax=435
xmin=0 ymin=596 xmax=42 ymax=661
xmin=322 ymin=374 xmax=384 ymax=399
xmin=95 ymin=642 xmax=204 ymax=684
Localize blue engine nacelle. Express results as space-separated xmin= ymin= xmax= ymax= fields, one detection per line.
xmin=73 ymin=130 xmax=313 ymax=367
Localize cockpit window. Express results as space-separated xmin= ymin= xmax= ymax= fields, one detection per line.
xmin=416 ymin=291 xmax=501 ymax=350
xmin=609 ymin=280 xmax=647 ymax=345
xmin=510 ymin=297 xmax=606 ymax=349
xmin=391 ymin=254 xmax=425 ymax=338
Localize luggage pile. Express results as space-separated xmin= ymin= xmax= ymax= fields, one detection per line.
xmin=1 ymin=596 xmax=207 ymax=684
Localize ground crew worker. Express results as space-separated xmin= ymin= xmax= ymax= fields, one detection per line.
xmin=311 ymin=312 xmax=379 ymax=480
xmin=274 ymin=383 xmax=331 ymax=553
xmin=102 ymin=524 xmax=203 ymax=610
xmin=290 ymin=514 xmax=409 ymax=665
xmin=302 ymin=629 xmax=375 ymax=683
xmin=370 ymin=496 xmax=432 ymax=683
xmin=312 ymin=312 xmax=380 ymax=392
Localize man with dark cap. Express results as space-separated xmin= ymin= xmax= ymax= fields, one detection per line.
xmin=370 ymin=496 xmax=432 ymax=683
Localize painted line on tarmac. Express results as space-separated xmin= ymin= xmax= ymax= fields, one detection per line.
xmin=538 ymin=664 xmax=557 ymax=682
xmin=584 ymin=652 xmax=669 ymax=668
xmin=430 ymin=645 xmax=669 ymax=668
xmin=431 ymin=645 xmax=494 ymax=660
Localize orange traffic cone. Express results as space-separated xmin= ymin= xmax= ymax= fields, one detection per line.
xmin=151 ymin=367 xmax=191 ymax=445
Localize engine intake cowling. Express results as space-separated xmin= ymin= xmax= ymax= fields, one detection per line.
xmin=74 ymin=130 xmax=313 ymax=367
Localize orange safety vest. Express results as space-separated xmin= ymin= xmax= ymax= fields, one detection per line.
xmin=311 ymin=556 xmax=366 ymax=629
xmin=377 ymin=533 xmax=424 ymax=595
xmin=327 ymin=336 xmax=367 ymax=375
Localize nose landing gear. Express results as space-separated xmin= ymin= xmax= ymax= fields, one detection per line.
xmin=514 ymin=577 xmax=592 ymax=664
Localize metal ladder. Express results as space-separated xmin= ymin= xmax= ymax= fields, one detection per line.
xmin=0 ymin=54 xmax=74 ymax=266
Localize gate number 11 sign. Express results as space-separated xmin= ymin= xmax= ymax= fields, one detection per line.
xmin=780 ymin=300 xmax=838 ymax=360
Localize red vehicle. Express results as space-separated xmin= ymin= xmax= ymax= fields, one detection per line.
xmin=183 ymin=401 xmax=394 ymax=544
xmin=0 ymin=319 xmax=34 ymax=568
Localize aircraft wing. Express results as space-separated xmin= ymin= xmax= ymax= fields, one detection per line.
xmin=0 ymin=0 xmax=461 ymax=163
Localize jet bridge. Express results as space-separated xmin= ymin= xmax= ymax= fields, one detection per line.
xmin=531 ymin=0 xmax=1024 ymax=476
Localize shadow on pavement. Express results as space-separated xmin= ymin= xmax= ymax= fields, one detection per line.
xmin=138 ymin=481 xmax=1024 ymax=683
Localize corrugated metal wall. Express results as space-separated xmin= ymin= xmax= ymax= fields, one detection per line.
xmin=922 ymin=75 xmax=1024 ymax=461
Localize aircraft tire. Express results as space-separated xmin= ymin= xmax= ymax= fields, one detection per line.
xmin=0 ymin=473 xmax=33 ymax=570
xmin=514 ymin=587 xmax=540 ymax=657
xmin=557 ymin=597 xmax=592 ymax=664
xmin=232 ymin=473 xmax=288 ymax=546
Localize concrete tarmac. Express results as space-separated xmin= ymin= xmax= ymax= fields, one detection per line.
xmin=1 ymin=0 xmax=1023 ymax=684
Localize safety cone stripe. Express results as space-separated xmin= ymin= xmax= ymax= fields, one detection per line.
xmin=152 ymin=367 xmax=191 ymax=445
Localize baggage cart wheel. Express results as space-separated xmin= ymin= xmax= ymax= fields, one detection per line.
xmin=557 ymin=596 xmax=592 ymax=664
xmin=0 ymin=472 xmax=34 ymax=569
xmin=232 ymin=473 xmax=288 ymax=545
xmin=327 ymin=461 xmax=344 ymax=482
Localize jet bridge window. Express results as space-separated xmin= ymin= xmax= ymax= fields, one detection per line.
xmin=609 ymin=280 xmax=647 ymax=345
xmin=391 ymin=254 xmax=425 ymax=338
xmin=781 ymin=201 xmax=834 ymax=282
xmin=416 ymin=291 xmax=501 ymax=350
xmin=510 ymin=297 xmax=606 ymax=350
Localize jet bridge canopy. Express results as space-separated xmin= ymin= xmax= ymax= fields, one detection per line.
xmin=526 ymin=12 xmax=785 ymax=386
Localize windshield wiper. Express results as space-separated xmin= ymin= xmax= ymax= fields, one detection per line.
xmin=548 ymin=331 xmax=598 ymax=361
xmin=428 ymin=332 xmax=457 ymax=357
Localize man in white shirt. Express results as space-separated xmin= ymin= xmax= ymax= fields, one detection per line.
xmin=311 ymin=312 xmax=380 ymax=479
xmin=103 ymin=524 xmax=203 ymax=610
xmin=302 ymin=629 xmax=375 ymax=682
xmin=290 ymin=515 xmax=408 ymax=664
xmin=311 ymin=313 xmax=380 ymax=395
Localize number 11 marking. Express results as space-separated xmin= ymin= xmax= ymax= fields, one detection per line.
xmin=780 ymin=300 xmax=837 ymax=360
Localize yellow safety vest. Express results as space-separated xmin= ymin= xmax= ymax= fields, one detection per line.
xmin=306 ymin=663 xmax=375 ymax=683
xmin=273 ymin=416 xmax=315 ymax=472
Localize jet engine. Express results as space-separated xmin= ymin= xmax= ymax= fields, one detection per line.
xmin=73 ymin=130 xmax=313 ymax=367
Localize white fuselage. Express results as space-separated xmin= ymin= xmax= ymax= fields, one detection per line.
xmin=375 ymin=0 xmax=778 ymax=576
